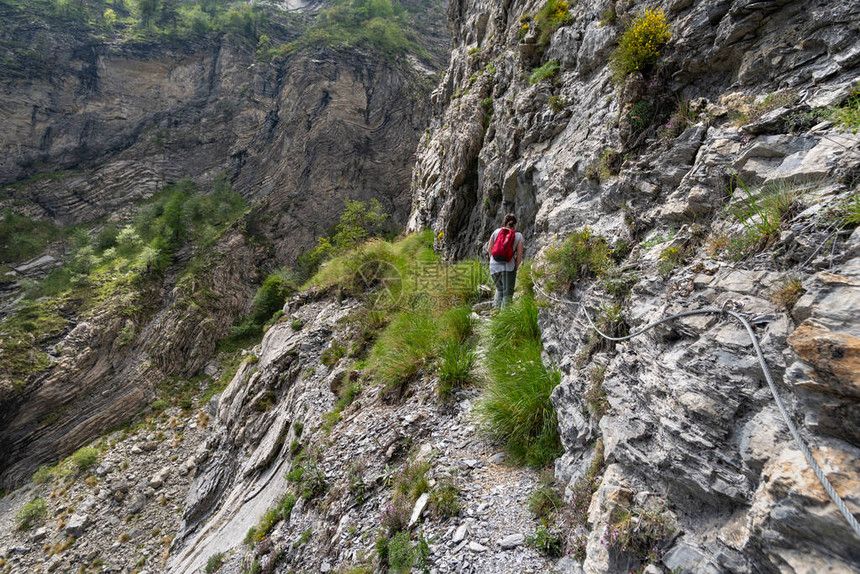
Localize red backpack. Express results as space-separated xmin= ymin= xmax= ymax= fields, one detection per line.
xmin=491 ymin=228 xmax=516 ymax=262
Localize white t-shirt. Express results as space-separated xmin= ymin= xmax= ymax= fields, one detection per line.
xmin=489 ymin=228 xmax=524 ymax=274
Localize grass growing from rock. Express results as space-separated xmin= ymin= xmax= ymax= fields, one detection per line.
xmin=529 ymin=59 xmax=560 ymax=84
xmin=478 ymin=295 xmax=562 ymax=467
xmin=72 ymin=446 xmax=99 ymax=472
xmin=16 ymin=497 xmax=47 ymax=531
xmin=539 ymin=228 xmax=612 ymax=293
xmin=723 ymin=177 xmax=810 ymax=260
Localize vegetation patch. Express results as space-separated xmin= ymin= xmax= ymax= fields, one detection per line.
xmin=604 ymin=497 xmax=676 ymax=568
xmin=430 ymin=479 xmax=461 ymax=518
xmin=567 ymin=441 xmax=605 ymax=560
xmin=534 ymin=0 xmax=573 ymax=46
xmin=585 ymin=149 xmax=622 ymax=181
xmin=770 ymin=277 xmax=805 ymax=311
xmin=829 ymin=84 xmax=860 ymax=132
xmin=204 ymin=552 xmax=225 ymax=573
xmin=282 ymin=0 xmax=428 ymax=61
xmin=734 ymin=90 xmax=799 ymax=126
xmin=609 ymin=8 xmax=671 ymax=84
xmin=538 ymin=228 xmax=613 ymax=293
xmin=529 ymin=59 xmax=560 ymax=84
xmin=0 ymin=209 xmax=62 ymax=264
xmin=16 ymin=497 xmax=47 ymax=531
xmin=478 ymin=295 xmax=562 ymax=467
xmin=72 ymin=446 xmax=99 ymax=472
xmin=720 ymin=177 xmax=810 ymax=261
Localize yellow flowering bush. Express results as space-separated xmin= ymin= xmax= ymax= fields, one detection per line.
xmin=610 ymin=8 xmax=671 ymax=83
xmin=535 ymin=0 xmax=573 ymax=45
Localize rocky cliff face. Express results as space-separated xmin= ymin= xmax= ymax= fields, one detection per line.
xmin=0 ymin=0 xmax=448 ymax=488
xmin=409 ymin=0 xmax=860 ymax=572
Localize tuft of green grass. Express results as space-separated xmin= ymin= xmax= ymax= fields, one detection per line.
xmin=478 ymin=295 xmax=562 ymax=467
xmin=529 ymin=59 xmax=560 ymax=84
xmin=367 ymin=309 xmax=438 ymax=392
xmin=16 ymin=497 xmax=47 ymax=531
xmin=829 ymin=87 xmax=860 ymax=132
xmin=394 ymin=458 xmax=431 ymax=502
xmin=723 ymin=177 xmax=810 ymax=260
xmin=528 ymin=476 xmax=562 ymax=519
xmin=430 ymin=480 xmax=461 ymax=518
xmin=437 ymin=340 xmax=476 ymax=398
xmin=72 ymin=446 xmax=99 ymax=472
xmin=770 ymin=277 xmax=805 ymax=311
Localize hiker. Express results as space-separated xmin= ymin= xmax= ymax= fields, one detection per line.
xmin=488 ymin=214 xmax=524 ymax=310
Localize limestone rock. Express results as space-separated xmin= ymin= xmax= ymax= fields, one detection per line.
xmin=64 ymin=513 xmax=89 ymax=537
xmin=499 ymin=533 xmax=524 ymax=549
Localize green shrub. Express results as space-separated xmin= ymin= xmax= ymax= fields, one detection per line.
xmin=388 ymin=531 xmax=414 ymax=573
xmin=286 ymin=455 xmax=328 ymax=501
xmin=540 ymin=229 xmax=611 ymax=292
xmin=528 ymin=521 xmax=563 ymax=557
xmin=629 ymin=99 xmax=654 ymax=133
xmin=72 ymin=446 xmax=99 ymax=472
xmin=0 ymin=209 xmax=62 ymax=264
xmin=309 ymin=198 xmax=390 ymax=265
xmin=609 ymin=8 xmax=671 ymax=83
xmin=585 ymin=149 xmax=622 ymax=181
xmin=16 ymin=497 xmax=47 ymax=531
xmin=529 ymin=59 xmax=560 ymax=84
xmin=321 ymin=342 xmax=347 ymax=367
xmin=32 ymin=465 xmax=55 ymax=485
xmin=549 ymin=95 xmax=566 ymax=112
xmin=478 ymin=295 xmax=562 ymax=467
xmin=204 ymin=552 xmax=224 ymax=573
xmin=283 ymin=0 xmax=421 ymax=60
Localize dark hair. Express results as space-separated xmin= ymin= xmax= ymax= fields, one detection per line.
xmin=503 ymin=214 xmax=517 ymax=227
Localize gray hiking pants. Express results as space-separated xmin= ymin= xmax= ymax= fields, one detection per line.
xmin=492 ymin=270 xmax=516 ymax=309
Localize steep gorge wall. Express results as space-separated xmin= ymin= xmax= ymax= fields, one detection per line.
xmin=0 ymin=2 xmax=448 ymax=488
xmin=411 ymin=0 xmax=860 ymax=572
